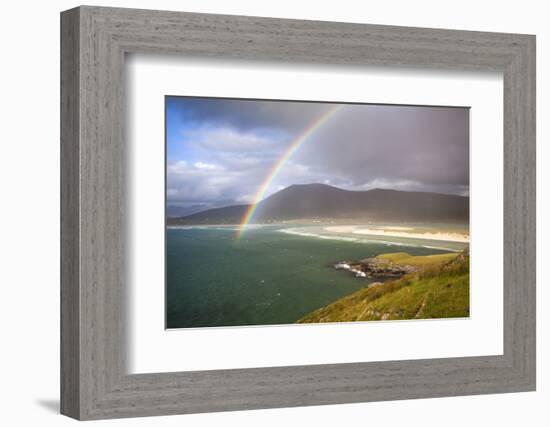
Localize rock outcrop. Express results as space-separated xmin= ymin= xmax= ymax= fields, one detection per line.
xmin=334 ymin=257 xmax=417 ymax=278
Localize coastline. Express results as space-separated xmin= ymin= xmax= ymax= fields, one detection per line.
xmin=166 ymin=223 xmax=470 ymax=327
xmin=324 ymin=225 xmax=469 ymax=243
xmin=298 ymin=248 xmax=470 ymax=323
xmin=167 ymin=222 xmax=470 ymax=252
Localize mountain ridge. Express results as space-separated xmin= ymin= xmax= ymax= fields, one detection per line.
xmin=167 ymin=183 xmax=469 ymax=225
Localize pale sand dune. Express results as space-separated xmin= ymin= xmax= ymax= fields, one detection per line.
xmin=324 ymin=225 xmax=469 ymax=243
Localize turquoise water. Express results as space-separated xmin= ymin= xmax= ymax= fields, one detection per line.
xmin=166 ymin=226 xmax=451 ymax=329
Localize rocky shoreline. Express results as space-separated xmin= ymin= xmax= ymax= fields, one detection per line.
xmin=300 ymin=249 xmax=469 ymax=323
xmin=334 ymin=257 xmax=417 ymax=279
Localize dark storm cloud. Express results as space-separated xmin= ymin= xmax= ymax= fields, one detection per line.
xmin=166 ymin=98 xmax=469 ymax=207
xmin=295 ymin=105 xmax=469 ymax=190
xmin=166 ymin=96 xmax=330 ymax=133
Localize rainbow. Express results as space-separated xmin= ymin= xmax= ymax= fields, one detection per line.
xmin=236 ymin=104 xmax=344 ymax=238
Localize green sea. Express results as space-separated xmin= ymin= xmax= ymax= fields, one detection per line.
xmin=166 ymin=225 xmax=461 ymax=329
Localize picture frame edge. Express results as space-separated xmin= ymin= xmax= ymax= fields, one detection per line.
xmin=60 ymin=5 xmax=536 ymax=420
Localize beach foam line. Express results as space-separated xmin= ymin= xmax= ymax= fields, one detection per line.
xmin=352 ymin=229 xmax=468 ymax=243
xmin=279 ymin=228 xmax=359 ymax=242
xmin=279 ymin=228 xmax=464 ymax=251
xmin=280 ymin=229 xmax=419 ymax=247
xmin=324 ymin=226 xmax=469 ymax=243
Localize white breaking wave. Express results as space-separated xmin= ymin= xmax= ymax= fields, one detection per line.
xmin=279 ymin=228 xmax=359 ymax=243
xmin=279 ymin=228 xmax=462 ymax=252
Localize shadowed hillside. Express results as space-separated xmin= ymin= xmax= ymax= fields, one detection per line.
xmin=168 ymin=183 xmax=469 ymax=225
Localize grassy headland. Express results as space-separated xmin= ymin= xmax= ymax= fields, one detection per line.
xmin=298 ymin=249 xmax=469 ymax=323
xmin=374 ymin=252 xmax=460 ymax=266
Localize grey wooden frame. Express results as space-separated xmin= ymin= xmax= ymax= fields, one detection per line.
xmin=60 ymin=5 xmax=536 ymax=420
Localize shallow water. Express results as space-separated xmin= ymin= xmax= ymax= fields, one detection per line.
xmin=166 ymin=226 xmax=452 ymax=329
xmin=280 ymin=224 xmax=469 ymax=252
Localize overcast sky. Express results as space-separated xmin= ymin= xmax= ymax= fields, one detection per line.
xmin=166 ymin=97 xmax=469 ymax=211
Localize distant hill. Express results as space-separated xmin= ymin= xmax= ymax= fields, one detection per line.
xmin=166 ymin=204 xmax=212 ymax=218
xmin=170 ymin=203 xmax=250 ymax=225
xmin=167 ymin=183 xmax=469 ymax=225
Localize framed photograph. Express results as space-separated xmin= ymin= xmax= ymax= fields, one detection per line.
xmin=61 ymin=6 xmax=536 ymax=420
xmin=164 ymin=96 xmax=471 ymax=330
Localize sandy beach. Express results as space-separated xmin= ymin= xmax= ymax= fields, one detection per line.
xmin=324 ymin=225 xmax=469 ymax=243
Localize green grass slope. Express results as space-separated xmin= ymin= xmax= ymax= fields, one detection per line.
xmin=298 ymin=250 xmax=469 ymax=323
xmin=373 ymin=251 xmax=459 ymax=266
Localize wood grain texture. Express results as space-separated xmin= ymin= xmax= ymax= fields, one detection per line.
xmin=60 ymin=6 xmax=536 ymax=420
xmin=60 ymin=7 xmax=80 ymax=419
